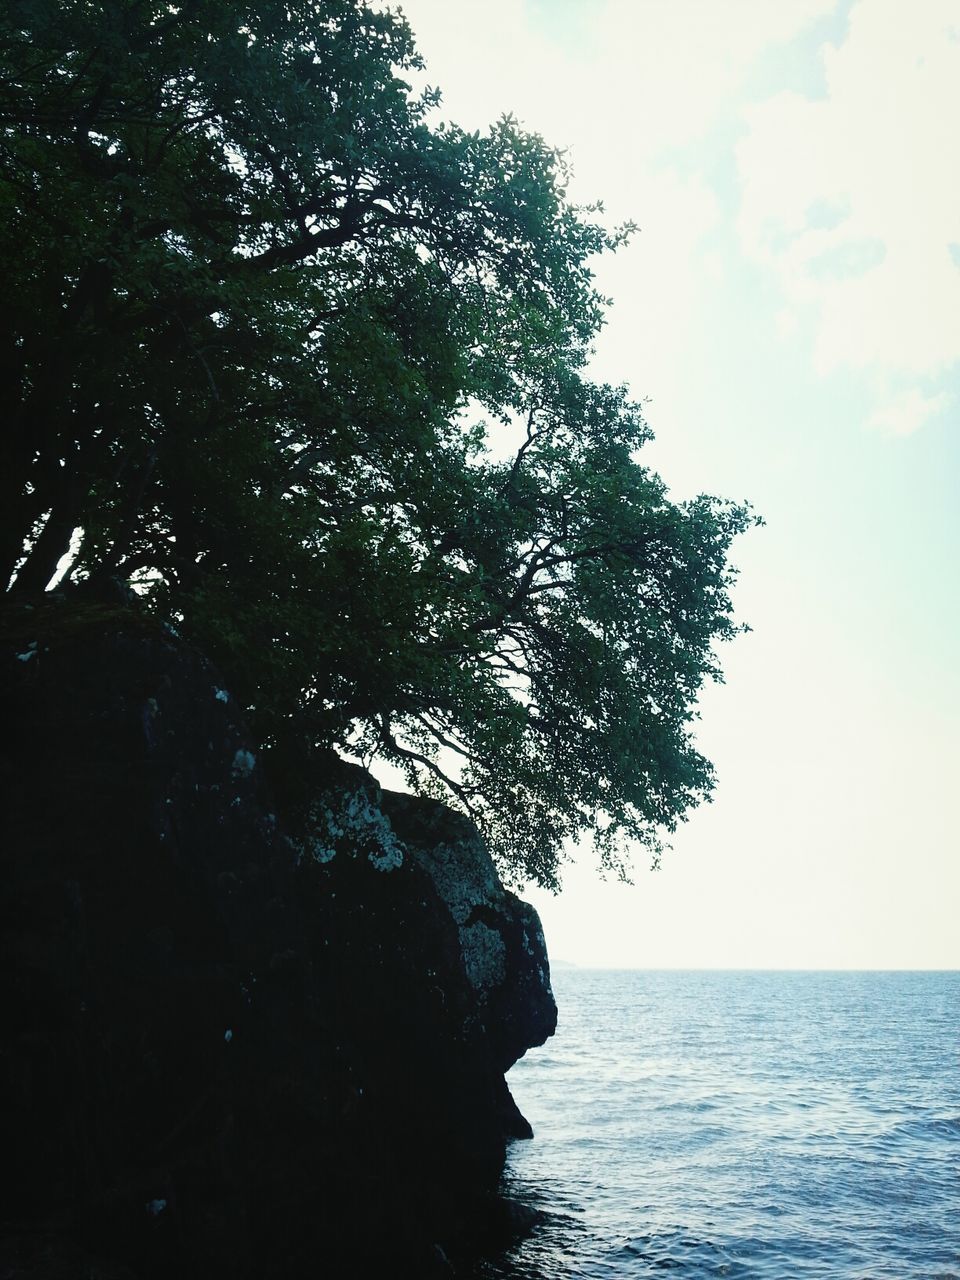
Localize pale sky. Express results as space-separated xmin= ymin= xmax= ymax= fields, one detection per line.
xmin=390 ymin=0 xmax=960 ymax=969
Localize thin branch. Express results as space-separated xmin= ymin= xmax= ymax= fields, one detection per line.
xmin=501 ymin=402 xmax=548 ymax=496
xmin=413 ymin=710 xmax=475 ymax=761
xmin=378 ymin=716 xmax=482 ymax=821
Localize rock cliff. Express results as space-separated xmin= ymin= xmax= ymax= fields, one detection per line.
xmin=0 ymin=597 xmax=556 ymax=1277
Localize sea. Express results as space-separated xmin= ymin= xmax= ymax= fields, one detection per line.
xmin=477 ymin=969 xmax=960 ymax=1279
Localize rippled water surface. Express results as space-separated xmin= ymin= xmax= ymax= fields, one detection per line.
xmin=479 ymin=970 xmax=959 ymax=1278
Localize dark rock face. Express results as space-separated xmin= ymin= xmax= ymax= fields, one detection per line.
xmin=0 ymin=600 xmax=556 ymax=1278
xmin=381 ymin=792 xmax=557 ymax=1079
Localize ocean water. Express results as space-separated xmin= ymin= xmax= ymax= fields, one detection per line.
xmin=480 ymin=969 xmax=960 ymax=1279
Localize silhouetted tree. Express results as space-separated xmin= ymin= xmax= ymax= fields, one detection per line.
xmin=1 ymin=0 xmax=756 ymax=885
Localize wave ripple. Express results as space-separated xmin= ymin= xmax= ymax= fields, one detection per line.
xmin=476 ymin=970 xmax=960 ymax=1278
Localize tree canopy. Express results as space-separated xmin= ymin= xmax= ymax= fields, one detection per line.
xmin=1 ymin=0 xmax=757 ymax=888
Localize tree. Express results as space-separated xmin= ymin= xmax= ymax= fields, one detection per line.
xmin=0 ymin=0 xmax=757 ymax=887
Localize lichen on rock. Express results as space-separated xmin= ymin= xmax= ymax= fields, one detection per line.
xmin=300 ymin=783 xmax=405 ymax=871
xmin=462 ymin=920 xmax=507 ymax=989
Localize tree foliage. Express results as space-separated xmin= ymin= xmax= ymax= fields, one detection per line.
xmin=1 ymin=0 xmax=757 ymax=887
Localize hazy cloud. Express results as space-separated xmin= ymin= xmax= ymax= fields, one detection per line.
xmin=736 ymin=0 xmax=960 ymax=387
xmin=867 ymin=388 xmax=951 ymax=437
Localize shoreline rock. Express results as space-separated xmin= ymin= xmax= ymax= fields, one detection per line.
xmin=0 ymin=599 xmax=556 ymax=1276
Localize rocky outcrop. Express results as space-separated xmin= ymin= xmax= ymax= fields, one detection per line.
xmin=381 ymin=792 xmax=556 ymax=1078
xmin=304 ymin=767 xmax=557 ymax=1142
xmin=0 ymin=597 xmax=555 ymax=1278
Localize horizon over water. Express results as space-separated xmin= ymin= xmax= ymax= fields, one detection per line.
xmin=549 ymin=963 xmax=960 ymax=972
xmin=476 ymin=968 xmax=960 ymax=1278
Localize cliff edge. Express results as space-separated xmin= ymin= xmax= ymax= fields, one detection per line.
xmin=0 ymin=598 xmax=556 ymax=1277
